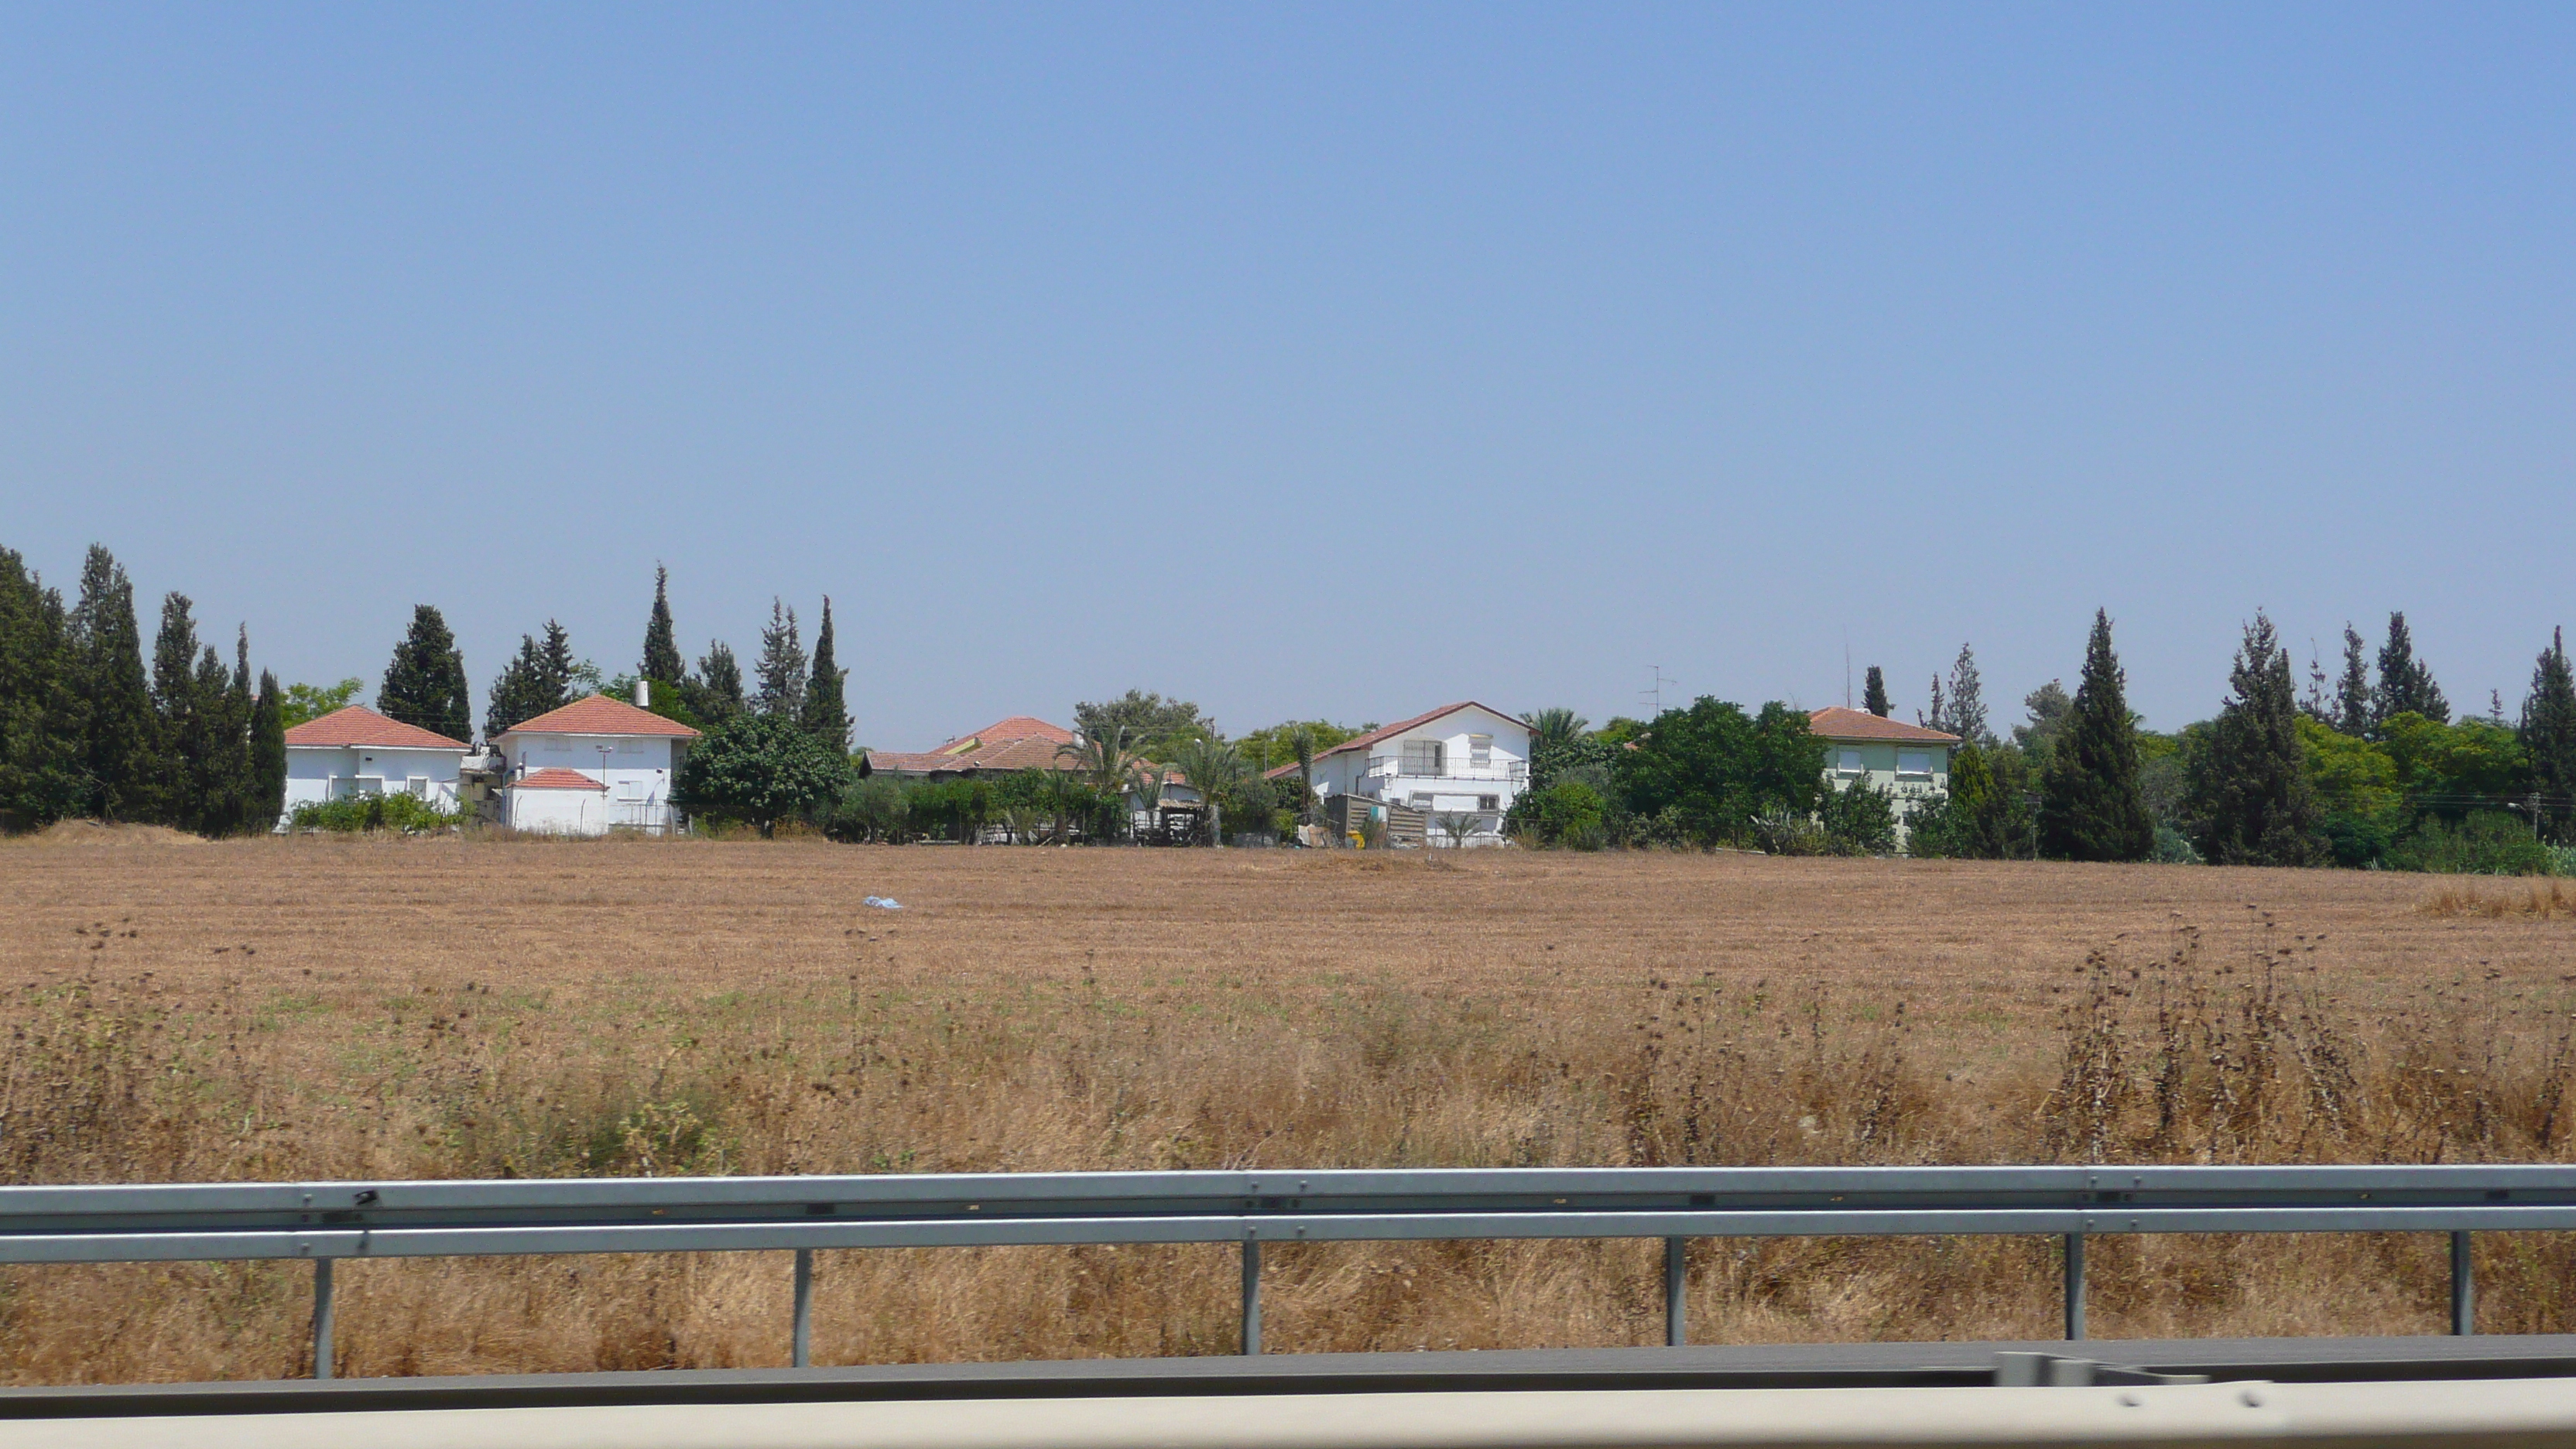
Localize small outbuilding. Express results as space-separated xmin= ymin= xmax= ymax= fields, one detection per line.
xmin=280 ymin=706 xmax=474 ymax=827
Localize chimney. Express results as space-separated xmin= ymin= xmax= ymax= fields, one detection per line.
xmin=634 ymin=678 xmax=651 ymax=708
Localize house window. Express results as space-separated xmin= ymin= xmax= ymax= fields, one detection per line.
xmin=1407 ymin=791 xmax=1434 ymax=809
xmin=1478 ymin=794 xmax=1499 ymax=812
xmin=1402 ymin=740 xmax=1444 ymax=777
xmin=1469 ymin=735 xmax=1492 ymax=769
xmin=1836 ymin=748 xmax=1865 ymax=776
xmin=1896 ymin=750 xmax=1934 ymax=778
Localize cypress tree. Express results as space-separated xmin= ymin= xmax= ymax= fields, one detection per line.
xmin=250 ymin=667 xmax=287 ymax=831
xmin=693 ymin=641 xmax=745 ymax=724
xmin=537 ymin=619 xmax=578 ymax=702
xmin=2334 ymin=623 xmax=2371 ymax=736
xmin=2374 ymin=611 xmax=2449 ymax=726
xmin=0 ymin=550 xmax=85 ymax=826
xmin=152 ymin=591 xmax=210 ymax=825
xmin=2037 ymin=610 xmax=2155 ymax=862
xmin=183 ymin=642 xmax=238 ymax=837
xmin=70 ymin=546 xmax=157 ymax=820
xmin=800 ymin=596 xmax=850 ymax=751
xmin=753 ymin=600 xmax=807 ymax=718
xmin=380 ymin=605 xmax=471 ymax=742
xmin=2191 ymin=612 xmax=2324 ymax=865
xmin=485 ymin=635 xmax=550 ymax=739
xmin=1947 ymin=644 xmax=1990 ymax=748
xmin=1862 ymin=666 xmax=1890 ymax=718
xmin=642 ymin=566 xmax=686 ymax=686
xmin=2523 ymin=627 xmax=2576 ymax=846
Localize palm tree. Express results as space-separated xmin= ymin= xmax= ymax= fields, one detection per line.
xmin=1129 ymin=759 xmax=1168 ymax=843
xmin=1528 ymin=707 xmax=1588 ymax=756
xmin=1289 ymin=726 xmax=1318 ymax=825
xmin=1170 ymin=735 xmax=1246 ymax=846
xmin=1057 ymin=724 xmax=1139 ymax=793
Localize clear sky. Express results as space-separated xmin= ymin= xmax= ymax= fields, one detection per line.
xmin=5 ymin=5 xmax=2570 ymax=746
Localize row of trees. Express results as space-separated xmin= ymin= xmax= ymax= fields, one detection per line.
xmin=0 ymin=545 xmax=286 ymax=834
xmin=1504 ymin=608 xmax=2576 ymax=873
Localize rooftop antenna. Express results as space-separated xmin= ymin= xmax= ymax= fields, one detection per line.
xmin=1642 ymin=664 xmax=1677 ymax=718
xmin=1844 ymin=634 xmax=1853 ymax=709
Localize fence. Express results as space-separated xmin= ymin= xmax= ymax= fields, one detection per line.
xmin=8 ymin=1165 xmax=2574 ymax=1382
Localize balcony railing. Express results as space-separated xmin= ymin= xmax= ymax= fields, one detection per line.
xmin=1365 ymin=758 xmax=1527 ymax=783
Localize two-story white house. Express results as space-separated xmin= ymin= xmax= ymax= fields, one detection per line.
xmin=279 ymin=706 xmax=475 ymax=826
xmin=496 ymin=690 xmax=701 ymax=836
xmin=1808 ymin=706 xmax=1958 ymax=841
xmin=1268 ymin=702 xmax=1533 ymax=844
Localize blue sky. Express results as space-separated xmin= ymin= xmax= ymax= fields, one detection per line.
xmin=5 ymin=5 xmax=2570 ymax=745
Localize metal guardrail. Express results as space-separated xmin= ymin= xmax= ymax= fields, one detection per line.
xmin=6 ymin=1166 xmax=2572 ymax=1381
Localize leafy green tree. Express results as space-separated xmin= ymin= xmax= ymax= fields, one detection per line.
xmin=2379 ymin=711 xmax=2525 ymax=809
xmin=1235 ymin=719 xmax=1358 ymax=776
xmin=2374 ymin=611 xmax=2448 ymax=728
xmin=1615 ymin=697 xmax=1823 ymax=848
xmin=641 ymin=565 xmax=687 ymax=687
xmin=250 ymin=668 xmax=287 ymax=831
xmin=1076 ymin=690 xmax=1214 ymax=759
xmin=282 ymin=678 xmax=364 ymax=729
xmin=2037 ymin=610 xmax=2155 ymax=862
xmin=1862 ymin=666 xmax=1891 ymax=718
xmin=2297 ymin=717 xmax=2402 ymax=865
xmin=0 ymin=550 xmax=84 ymax=827
xmin=1523 ymin=706 xmax=1616 ymax=795
xmin=801 ymin=596 xmax=850 ymax=750
xmin=752 ymin=600 xmax=807 ymax=718
xmin=2012 ymin=679 xmax=2074 ymax=776
xmin=675 ymin=711 xmax=848 ymax=837
xmin=2189 ymin=612 xmax=2324 ymax=865
xmin=380 ymin=605 xmax=471 ymax=742
xmin=2334 ymin=623 xmax=2372 ymax=736
xmin=2521 ymin=628 xmax=2576 ymax=845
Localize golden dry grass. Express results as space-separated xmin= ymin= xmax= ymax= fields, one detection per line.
xmin=4 ymin=835 xmax=2575 ymax=1384
xmin=2419 ymin=878 xmax=2576 ymax=920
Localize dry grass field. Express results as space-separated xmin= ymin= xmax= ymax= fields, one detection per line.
xmin=5 ymin=829 xmax=2576 ymax=1383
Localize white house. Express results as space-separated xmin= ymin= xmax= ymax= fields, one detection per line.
xmin=496 ymin=691 xmax=701 ymax=836
xmin=279 ymin=706 xmax=473 ymax=826
xmin=1807 ymin=706 xmax=1958 ymax=841
xmin=1267 ymin=702 xmax=1533 ymax=844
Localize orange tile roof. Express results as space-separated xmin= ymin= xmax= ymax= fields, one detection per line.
xmin=1316 ymin=703 xmax=1530 ymax=759
xmin=501 ymin=694 xmax=702 ymax=739
xmin=1807 ymin=706 xmax=1960 ymax=745
xmin=284 ymin=705 xmax=471 ymax=751
xmin=512 ymin=766 xmax=607 ymax=790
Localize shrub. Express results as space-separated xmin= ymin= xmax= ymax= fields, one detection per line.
xmin=288 ymin=793 xmax=461 ymax=834
xmin=1817 ymin=776 xmax=1899 ymax=856
xmin=1512 ymin=779 xmax=1608 ymax=850
xmin=824 ymin=776 xmax=909 ymax=843
xmin=1750 ymin=807 xmax=1825 ymax=856
xmin=2385 ymin=811 xmax=2562 ymax=876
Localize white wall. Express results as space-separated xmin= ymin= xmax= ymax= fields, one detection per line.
xmin=507 ymin=786 xmax=609 ymax=836
xmin=1295 ymin=707 xmax=1533 ymax=842
xmin=499 ymin=732 xmax=687 ymax=832
xmin=281 ymin=745 xmax=467 ymax=825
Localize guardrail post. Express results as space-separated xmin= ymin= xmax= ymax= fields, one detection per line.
xmin=2451 ymin=1231 xmax=2474 ymax=1336
xmin=1240 ymin=1239 xmax=1262 ymax=1355
xmin=2061 ymin=1233 xmax=2085 ymax=1341
xmin=1663 ymin=1238 xmax=1687 ymax=1347
xmin=310 ymin=1257 xmax=335 ymax=1381
xmin=793 ymin=1248 xmax=814 ymax=1367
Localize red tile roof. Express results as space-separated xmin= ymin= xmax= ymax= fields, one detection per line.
xmin=501 ymin=694 xmax=702 ymax=739
xmin=1262 ymin=702 xmax=1530 ymax=779
xmin=283 ymin=705 xmax=471 ymax=751
xmin=512 ymin=766 xmax=607 ymax=790
xmin=1807 ymin=707 xmax=1960 ymax=745
xmin=934 ymin=715 xmax=1076 ymax=755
